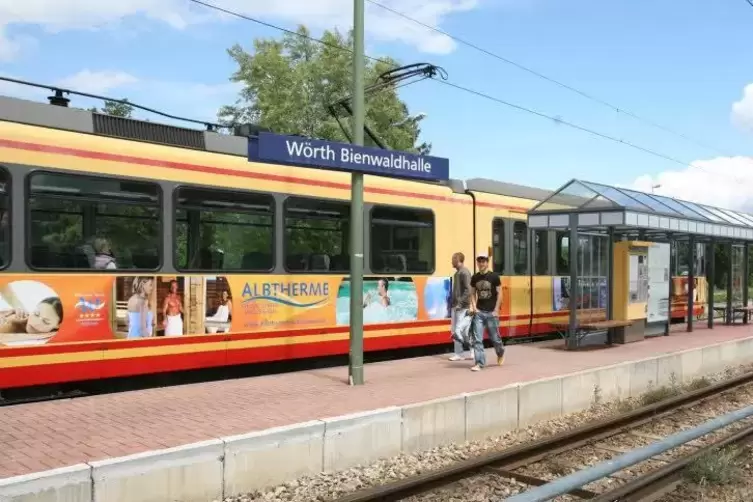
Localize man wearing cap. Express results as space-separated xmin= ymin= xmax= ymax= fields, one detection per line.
xmin=469 ymin=253 xmax=505 ymax=371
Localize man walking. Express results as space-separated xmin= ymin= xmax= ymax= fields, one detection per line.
xmin=449 ymin=252 xmax=472 ymax=361
xmin=470 ymin=253 xmax=505 ymax=371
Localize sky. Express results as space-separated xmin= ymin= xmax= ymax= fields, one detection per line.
xmin=1 ymin=0 xmax=752 ymax=210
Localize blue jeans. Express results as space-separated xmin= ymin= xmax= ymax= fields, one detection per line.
xmin=451 ymin=308 xmax=472 ymax=356
xmin=472 ymin=310 xmax=505 ymax=367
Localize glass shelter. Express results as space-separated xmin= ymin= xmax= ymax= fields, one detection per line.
xmin=528 ymin=180 xmax=753 ymax=347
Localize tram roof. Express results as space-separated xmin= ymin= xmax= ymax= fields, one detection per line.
xmin=528 ymin=179 xmax=753 ymax=242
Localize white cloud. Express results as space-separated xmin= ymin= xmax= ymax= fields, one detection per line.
xmin=0 ymin=27 xmax=22 ymax=61
xmin=0 ymin=0 xmax=479 ymax=60
xmin=632 ymin=156 xmax=753 ymax=213
xmin=140 ymin=79 xmax=242 ymax=123
xmin=56 ymin=69 xmax=139 ymax=94
xmin=732 ymin=83 xmax=753 ymax=133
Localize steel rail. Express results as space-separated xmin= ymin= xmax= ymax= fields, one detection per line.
xmin=331 ymin=370 xmax=753 ymax=502
xmin=506 ymin=404 xmax=753 ymax=501
xmin=589 ymin=422 xmax=753 ymax=502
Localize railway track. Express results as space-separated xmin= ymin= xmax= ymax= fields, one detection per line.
xmin=590 ymin=423 xmax=753 ymax=502
xmin=332 ymin=370 xmax=753 ymax=502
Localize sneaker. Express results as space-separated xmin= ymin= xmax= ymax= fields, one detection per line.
xmin=448 ymin=355 xmax=463 ymax=361
xmin=470 ymin=364 xmax=482 ymax=372
xmin=497 ymin=354 xmax=505 ymax=366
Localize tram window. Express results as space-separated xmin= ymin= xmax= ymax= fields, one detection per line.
xmin=0 ymin=168 xmax=8 ymax=268
xmin=534 ymin=230 xmax=548 ymax=275
xmin=513 ymin=221 xmax=528 ymax=275
xmin=27 ymin=172 xmax=160 ymax=270
xmin=492 ymin=219 xmax=504 ymax=274
xmin=175 ymin=187 xmax=274 ymax=271
xmin=556 ymin=232 xmax=570 ymax=275
xmin=371 ymin=206 xmax=434 ymax=274
xmin=285 ymin=197 xmax=350 ymax=272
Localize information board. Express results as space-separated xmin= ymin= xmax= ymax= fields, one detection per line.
xmin=647 ymin=242 xmax=670 ymax=323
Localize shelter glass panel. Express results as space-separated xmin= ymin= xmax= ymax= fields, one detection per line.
xmin=555 ymin=232 xmax=569 ymax=276
xmin=650 ymin=195 xmax=708 ymax=220
xmin=533 ymin=180 xmax=602 ymax=212
xmin=732 ymin=245 xmax=744 ymax=306
xmin=577 ymin=235 xmax=608 ymax=311
xmin=620 ymin=189 xmax=682 ymax=215
xmin=732 ymin=211 xmax=753 ymax=226
xmin=700 ymin=205 xmax=743 ymax=225
xmin=679 ymin=201 xmax=724 ymax=222
xmin=581 ymin=182 xmax=651 ymax=211
xmin=714 ymin=208 xmax=748 ymax=226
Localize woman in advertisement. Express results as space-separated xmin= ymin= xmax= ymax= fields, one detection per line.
xmin=162 ymin=280 xmax=183 ymax=336
xmin=126 ymin=277 xmax=154 ymax=339
xmin=206 ymin=289 xmax=232 ymax=334
xmin=0 ymin=296 xmax=64 ymax=344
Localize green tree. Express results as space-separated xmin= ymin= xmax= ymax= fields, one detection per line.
xmin=219 ymin=26 xmax=430 ymax=154
xmin=89 ymin=99 xmax=134 ymax=118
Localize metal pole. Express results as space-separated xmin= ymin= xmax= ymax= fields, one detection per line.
xmin=348 ymin=0 xmax=365 ymax=386
xmin=744 ymin=243 xmax=749 ymax=324
xmin=708 ymin=240 xmax=715 ymax=329
xmin=606 ymin=228 xmax=614 ymax=345
xmin=567 ymin=213 xmax=578 ymax=349
xmin=726 ymin=242 xmax=733 ymax=325
xmin=665 ymin=234 xmax=673 ymax=336
xmin=504 ymin=403 xmax=753 ymax=502
xmin=687 ymin=236 xmax=695 ymax=332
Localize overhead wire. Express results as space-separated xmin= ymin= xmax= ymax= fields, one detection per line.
xmin=184 ymin=0 xmax=750 ymax=184
xmin=365 ymin=0 xmax=739 ymax=159
xmin=187 ymin=0 xmax=392 ymax=66
xmin=433 ymin=79 xmax=736 ymax=176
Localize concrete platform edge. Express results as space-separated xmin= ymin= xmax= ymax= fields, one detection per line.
xmin=3 ymin=334 xmax=753 ymax=502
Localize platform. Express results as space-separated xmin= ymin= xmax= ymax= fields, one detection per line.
xmin=1 ymin=323 xmax=752 ymax=481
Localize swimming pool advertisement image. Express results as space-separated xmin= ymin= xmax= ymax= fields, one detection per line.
xmin=335 ymin=276 xmax=451 ymax=325
xmin=0 ymin=275 xmax=453 ymax=348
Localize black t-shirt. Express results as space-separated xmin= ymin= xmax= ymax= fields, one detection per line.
xmin=471 ymin=271 xmax=501 ymax=312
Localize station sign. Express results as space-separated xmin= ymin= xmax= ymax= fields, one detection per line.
xmin=248 ymin=131 xmax=449 ymax=182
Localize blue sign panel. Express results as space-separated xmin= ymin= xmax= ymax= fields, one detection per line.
xmin=248 ymin=132 xmax=449 ymax=182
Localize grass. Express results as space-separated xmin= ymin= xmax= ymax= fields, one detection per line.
xmin=685 ymin=377 xmax=712 ymax=391
xmin=685 ymin=446 xmax=743 ymax=486
xmin=617 ymin=375 xmax=710 ymax=412
xmin=615 ymin=385 xmax=681 ymax=413
xmin=639 ymin=385 xmax=682 ymax=406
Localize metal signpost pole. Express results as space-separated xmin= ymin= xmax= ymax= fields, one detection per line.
xmin=349 ymin=0 xmax=366 ymax=385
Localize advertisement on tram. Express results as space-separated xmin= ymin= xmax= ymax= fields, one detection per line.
xmin=0 ymin=275 xmax=453 ymax=347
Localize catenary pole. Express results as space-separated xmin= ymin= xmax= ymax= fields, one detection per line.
xmin=349 ymin=0 xmax=365 ymax=385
